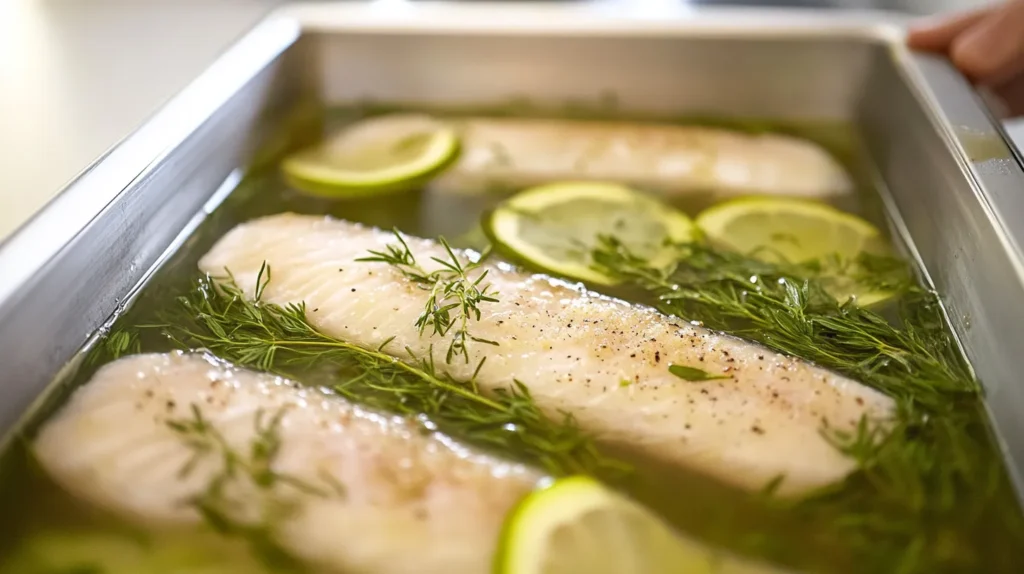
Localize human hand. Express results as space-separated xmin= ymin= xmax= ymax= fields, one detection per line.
xmin=908 ymin=0 xmax=1024 ymax=116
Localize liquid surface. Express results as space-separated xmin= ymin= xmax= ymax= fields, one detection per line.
xmin=1 ymin=105 xmax=1021 ymax=574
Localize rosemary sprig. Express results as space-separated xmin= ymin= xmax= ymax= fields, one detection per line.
xmin=357 ymin=229 xmax=499 ymax=364
xmin=152 ymin=265 xmax=624 ymax=481
xmin=592 ymin=237 xmax=1024 ymax=573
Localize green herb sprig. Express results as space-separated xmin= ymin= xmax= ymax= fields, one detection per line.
xmin=153 ymin=265 xmax=624 ymax=481
xmin=167 ymin=403 xmax=327 ymax=569
xmin=594 ymin=239 xmax=975 ymax=404
xmin=667 ymin=364 xmax=731 ymax=382
xmin=357 ymin=229 xmax=499 ymax=364
xmin=592 ymin=237 xmax=1024 ymax=573
xmin=85 ymin=329 xmax=141 ymax=366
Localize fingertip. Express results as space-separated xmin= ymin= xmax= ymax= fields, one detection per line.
xmin=949 ymin=11 xmax=1021 ymax=83
xmin=950 ymin=33 xmax=990 ymax=81
xmin=906 ymin=27 xmax=949 ymax=51
xmin=906 ymin=21 xmax=952 ymax=50
xmin=905 ymin=9 xmax=990 ymax=52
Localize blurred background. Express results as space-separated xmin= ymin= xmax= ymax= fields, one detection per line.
xmin=0 ymin=0 xmax=1001 ymax=241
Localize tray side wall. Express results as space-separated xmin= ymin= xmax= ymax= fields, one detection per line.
xmin=0 ymin=39 xmax=307 ymax=434
xmin=315 ymin=33 xmax=879 ymax=120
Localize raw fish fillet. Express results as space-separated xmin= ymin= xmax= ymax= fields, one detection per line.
xmin=34 ymin=352 xmax=541 ymax=574
xmin=199 ymin=214 xmax=894 ymax=495
xmin=436 ymin=117 xmax=854 ymax=204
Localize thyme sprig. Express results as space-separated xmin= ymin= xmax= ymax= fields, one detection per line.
xmin=592 ymin=237 xmax=1024 ymax=573
xmin=153 ymin=265 xmax=624 ymax=481
xmin=357 ymin=229 xmax=499 ymax=364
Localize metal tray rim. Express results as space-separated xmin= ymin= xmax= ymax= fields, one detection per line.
xmin=283 ymin=2 xmax=914 ymax=42
xmin=0 ymin=17 xmax=301 ymax=310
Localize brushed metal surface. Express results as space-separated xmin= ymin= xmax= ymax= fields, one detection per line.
xmin=0 ymin=17 xmax=303 ymax=433
xmin=869 ymin=51 xmax=1024 ymax=492
xmin=1 ymin=3 xmax=1022 ymax=502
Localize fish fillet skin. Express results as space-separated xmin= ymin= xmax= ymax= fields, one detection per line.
xmin=199 ymin=213 xmax=894 ymax=494
xmin=434 ymin=117 xmax=854 ymax=203
xmin=34 ymin=352 xmax=541 ymax=574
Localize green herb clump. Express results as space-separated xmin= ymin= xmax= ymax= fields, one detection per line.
xmin=150 ymin=264 xmax=625 ymax=482
xmin=166 ymin=404 xmax=325 ymax=570
xmin=593 ymin=237 xmax=1024 ymax=573
xmin=356 ymin=229 xmax=499 ymax=364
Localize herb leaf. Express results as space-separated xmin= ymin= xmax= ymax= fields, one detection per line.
xmin=151 ymin=266 xmax=626 ymax=482
xmin=166 ymin=403 xmax=326 ymax=569
xmin=357 ymin=229 xmax=499 ymax=364
xmin=85 ymin=329 xmax=141 ymax=366
xmin=668 ymin=364 xmax=731 ymax=382
xmin=592 ymin=237 xmax=1024 ymax=573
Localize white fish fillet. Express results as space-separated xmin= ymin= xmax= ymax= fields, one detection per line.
xmin=34 ymin=352 xmax=541 ymax=574
xmin=435 ymin=117 xmax=854 ymax=203
xmin=199 ymin=214 xmax=894 ymax=495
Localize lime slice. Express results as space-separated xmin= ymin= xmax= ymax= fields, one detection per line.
xmin=695 ymin=197 xmax=893 ymax=306
xmin=496 ymin=476 xmax=777 ymax=574
xmin=281 ymin=114 xmax=460 ymax=198
xmin=485 ymin=182 xmax=697 ymax=285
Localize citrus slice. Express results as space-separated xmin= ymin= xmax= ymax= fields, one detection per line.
xmin=485 ymin=182 xmax=697 ymax=285
xmin=496 ymin=476 xmax=778 ymax=574
xmin=281 ymin=114 xmax=460 ymax=198
xmin=695 ymin=197 xmax=893 ymax=306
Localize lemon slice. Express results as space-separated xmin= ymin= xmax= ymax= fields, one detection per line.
xmin=496 ymin=476 xmax=780 ymax=574
xmin=281 ymin=114 xmax=460 ymax=198
xmin=485 ymin=182 xmax=697 ymax=285
xmin=696 ymin=197 xmax=893 ymax=306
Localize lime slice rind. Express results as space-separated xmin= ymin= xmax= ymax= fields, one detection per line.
xmin=696 ymin=197 xmax=880 ymax=260
xmin=496 ymin=476 xmax=776 ymax=574
xmin=486 ymin=182 xmax=697 ymax=285
xmin=695 ymin=197 xmax=894 ymax=307
xmin=281 ymin=114 xmax=461 ymax=199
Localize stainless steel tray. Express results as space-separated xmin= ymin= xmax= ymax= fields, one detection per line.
xmin=2 ymin=2 xmax=1024 ymax=499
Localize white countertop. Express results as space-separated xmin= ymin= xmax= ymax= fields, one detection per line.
xmin=0 ymin=0 xmax=279 ymax=240
xmin=0 ymin=0 xmax=1013 ymax=241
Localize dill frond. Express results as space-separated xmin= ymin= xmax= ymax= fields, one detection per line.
xmin=593 ymin=237 xmax=1024 ymax=573
xmin=85 ymin=329 xmax=141 ymax=366
xmin=152 ymin=266 xmax=625 ymax=482
xmin=166 ymin=403 xmax=327 ymax=569
xmin=357 ymin=229 xmax=499 ymax=364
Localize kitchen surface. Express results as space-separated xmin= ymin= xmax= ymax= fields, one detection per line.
xmin=0 ymin=0 xmax=1009 ymax=241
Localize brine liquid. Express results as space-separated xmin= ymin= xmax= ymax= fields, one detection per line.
xmin=0 ymin=104 xmax=1020 ymax=574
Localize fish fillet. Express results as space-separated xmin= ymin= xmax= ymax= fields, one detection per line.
xmin=34 ymin=352 xmax=541 ymax=574
xmin=435 ymin=117 xmax=854 ymax=204
xmin=199 ymin=213 xmax=894 ymax=495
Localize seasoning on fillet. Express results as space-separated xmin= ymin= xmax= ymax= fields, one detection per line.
xmin=198 ymin=213 xmax=894 ymax=495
